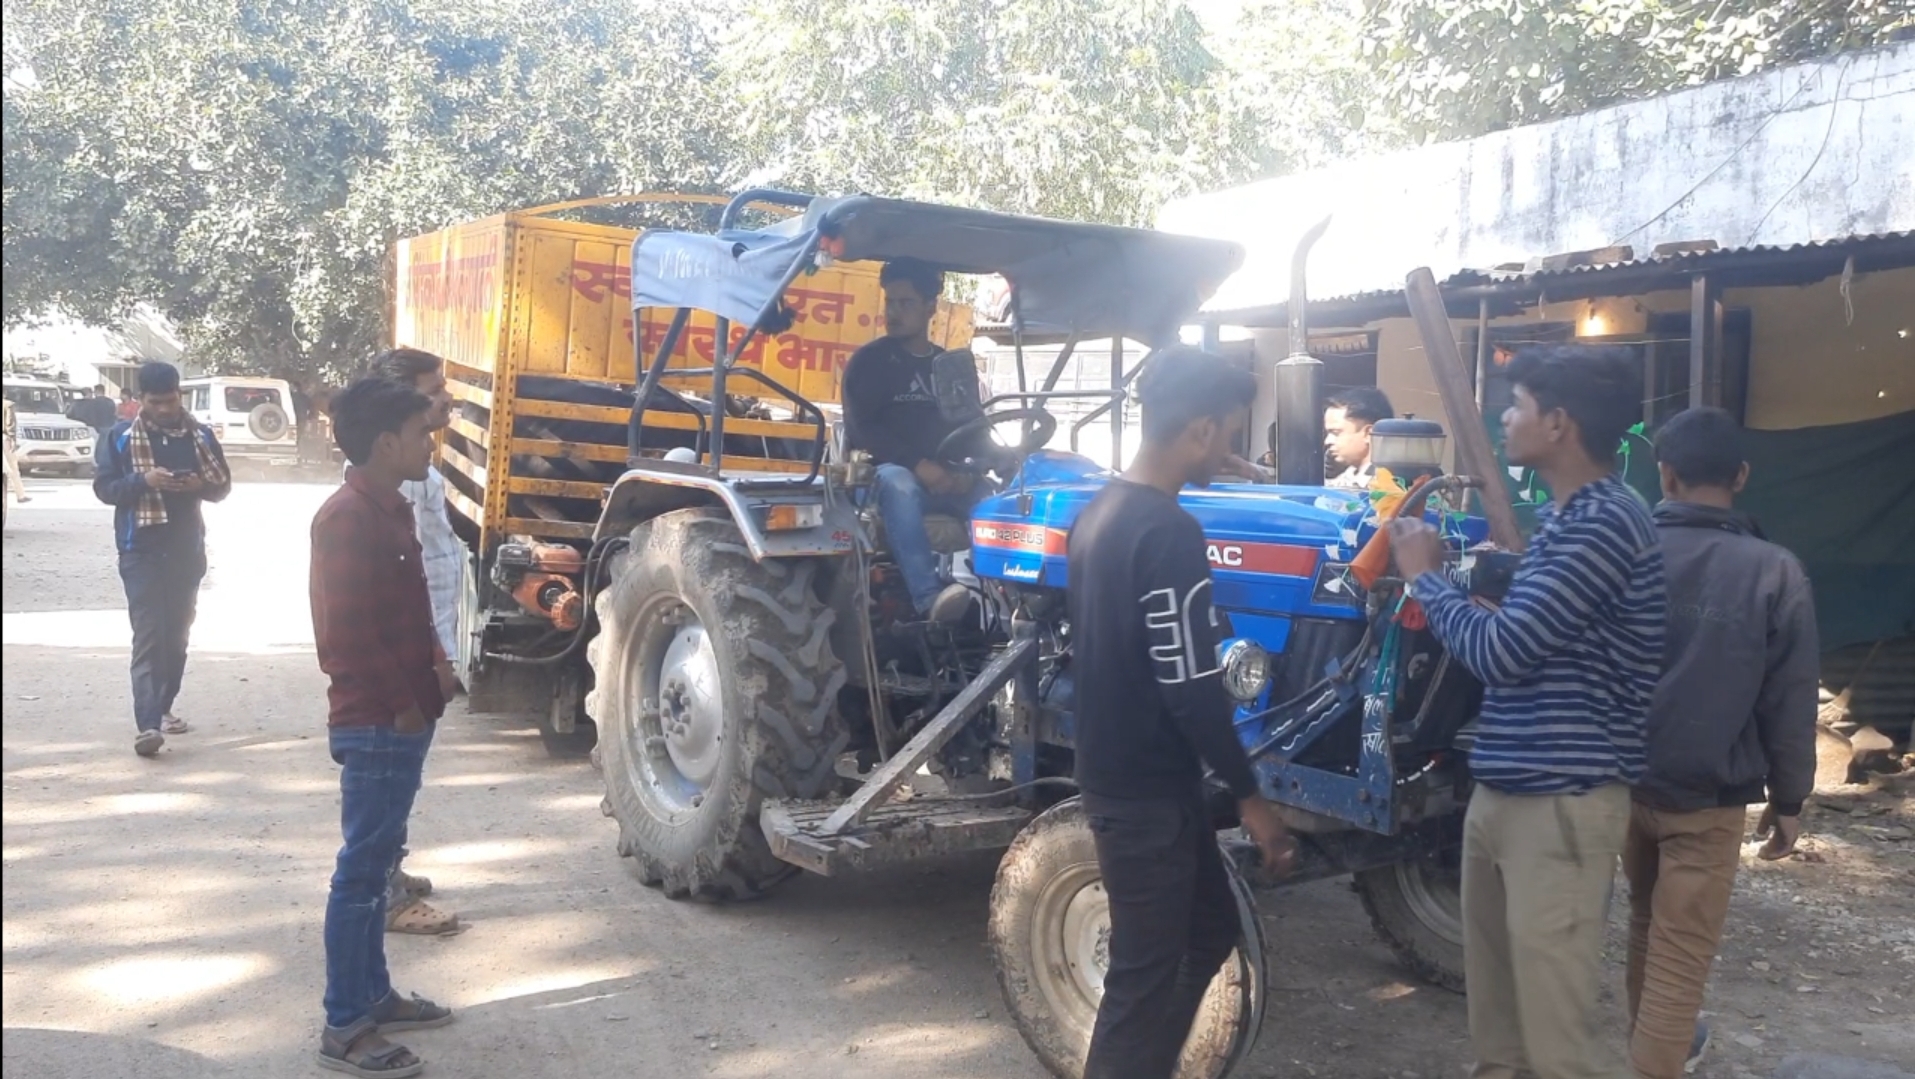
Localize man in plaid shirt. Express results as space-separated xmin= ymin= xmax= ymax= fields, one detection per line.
xmin=310 ymin=377 xmax=458 ymax=1078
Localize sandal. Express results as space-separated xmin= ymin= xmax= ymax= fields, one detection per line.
xmin=372 ymin=989 xmax=455 ymax=1033
xmin=385 ymin=896 xmax=459 ymax=936
xmin=318 ymin=1018 xmax=423 ymax=1078
xmin=390 ymin=866 xmax=433 ymax=899
xmin=161 ymin=713 xmax=191 ymax=735
xmin=133 ymin=729 xmax=165 ymax=758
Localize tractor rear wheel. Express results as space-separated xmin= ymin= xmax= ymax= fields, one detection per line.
xmin=1353 ymin=848 xmax=1466 ymax=992
xmin=587 ymin=507 xmax=849 ymax=901
xmin=989 ymin=800 xmax=1265 ymax=1079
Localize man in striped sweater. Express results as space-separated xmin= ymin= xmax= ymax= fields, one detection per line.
xmin=1390 ymin=345 xmax=1664 ymax=1079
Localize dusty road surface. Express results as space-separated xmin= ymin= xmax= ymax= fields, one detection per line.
xmin=4 ymin=476 xmax=1910 ymax=1079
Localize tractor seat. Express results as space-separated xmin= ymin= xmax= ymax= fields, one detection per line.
xmin=869 ymin=512 xmax=972 ymax=555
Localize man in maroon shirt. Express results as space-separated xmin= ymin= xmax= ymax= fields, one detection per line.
xmin=311 ymin=377 xmax=457 ymax=1078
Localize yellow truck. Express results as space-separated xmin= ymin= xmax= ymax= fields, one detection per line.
xmin=390 ymin=195 xmax=971 ymax=750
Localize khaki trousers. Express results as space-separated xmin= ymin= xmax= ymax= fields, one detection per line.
xmin=1464 ymin=783 xmax=1631 ymax=1079
xmin=1622 ymin=803 xmax=1744 ymax=1079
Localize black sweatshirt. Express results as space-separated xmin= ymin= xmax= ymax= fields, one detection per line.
xmin=1067 ymin=479 xmax=1261 ymax=801
xmin=842 ymin=338 xmax=951 ymax=469
xmin=1638 ymin=502 xmax=1820 ymax=817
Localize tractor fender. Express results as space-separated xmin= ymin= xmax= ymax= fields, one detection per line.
xmin=593 ymin=462 xmax=859 ymax=563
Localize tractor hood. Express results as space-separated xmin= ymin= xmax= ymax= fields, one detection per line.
xmin=969 ymin=452 xmax=1379 ymax=624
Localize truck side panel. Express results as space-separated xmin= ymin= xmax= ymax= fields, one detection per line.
xmin=394 ymin=210 xmax=975 ymax=553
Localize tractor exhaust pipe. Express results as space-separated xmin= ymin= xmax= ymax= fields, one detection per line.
xmin=1276 ymin=216 xmax=1332 ymax=485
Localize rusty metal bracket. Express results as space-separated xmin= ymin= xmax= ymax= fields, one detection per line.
xmin=815 ymin=632 xmax=1038 ymax=838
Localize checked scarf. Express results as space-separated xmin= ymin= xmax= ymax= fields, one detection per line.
xmin=126 ymin=410 xmax=230 ymax=529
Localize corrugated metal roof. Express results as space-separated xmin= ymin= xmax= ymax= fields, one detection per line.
xmin=1160 ymin=43 xmax=1915 ymax=321
xmin=1498 ymin=230 xmax=1915 ymax=281
xmin=1198 ymin=230 xmax=1915 ymax=325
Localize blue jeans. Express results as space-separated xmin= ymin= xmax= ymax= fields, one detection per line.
xmin=325 ymin=724 xmax=431 ymax=1030
xmin=385 ymin=721 xmax=438 ymax=907
xmin=873 ymin=463 xmax=972 ymax=613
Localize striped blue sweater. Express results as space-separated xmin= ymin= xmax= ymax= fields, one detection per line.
xmin=1411 ymin=474 xmax=1664 ymax=795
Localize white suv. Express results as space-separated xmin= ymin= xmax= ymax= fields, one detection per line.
xmin=2 ymin=376 xmax=97 ymax=476
xmin=182 ymin=376 xmax=299 ymax=468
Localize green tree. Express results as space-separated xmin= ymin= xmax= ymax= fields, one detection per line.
xmin=723 ymin=0 xmax=1262 ymax=226
xmin=1362 ymin=0 xmax=1914 ymax=140
xmin=1209 ymin=0 xmax=1402 ymax=177
xmin=3 ymin=0 xmax=734 ymax=380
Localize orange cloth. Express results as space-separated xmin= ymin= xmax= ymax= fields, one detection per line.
xmin=1348 ymin=467 xmax=1407 ymax=590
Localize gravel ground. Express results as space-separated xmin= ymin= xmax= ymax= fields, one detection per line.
xmin=3 ymin=477 xmax=1908 ymax=1079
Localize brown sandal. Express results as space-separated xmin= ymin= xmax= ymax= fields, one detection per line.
xmin=372 ymin=989 xmax=454 ymax=1033
xmin=390 ymin=866 xmax=433 ymax=898
xmin=318 ymin=1018 xmax=424 ymax=1078
xmin=385 ymin=896 xmax=459 ymax=936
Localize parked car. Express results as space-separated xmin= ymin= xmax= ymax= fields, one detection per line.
xmin=181 ymin=376 xmax=299 ymax=470
xmin=1 ymin=376 xmax=96 ymax=477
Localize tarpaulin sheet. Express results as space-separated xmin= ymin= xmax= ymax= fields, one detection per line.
xmin=1738 ymin=409 xmax=1915 ymax=651
xmin=630 ymin=196 xmax=1244 ymax=347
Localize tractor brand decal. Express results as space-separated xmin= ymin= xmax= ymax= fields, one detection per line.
xmin=973 ymin=523 xmax=1068 ymax=556
xmin=999 ymin=564 xmax=1041 ymax=581
xmin=1206 ymin=541 xmax=1318 ymax=578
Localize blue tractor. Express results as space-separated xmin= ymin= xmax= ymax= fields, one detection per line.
xmin=585 ymin=192 xmax=1500 ymax=1078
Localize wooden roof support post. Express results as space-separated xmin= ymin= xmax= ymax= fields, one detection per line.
xmin=1690 ymin=274 xmax=1723 ymax=409
xmin=1405 ymin=268 xmax=1524 ymax=551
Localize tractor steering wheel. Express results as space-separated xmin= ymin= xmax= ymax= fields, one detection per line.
xmin=934 ymin=407 xmax=1058 ymax=469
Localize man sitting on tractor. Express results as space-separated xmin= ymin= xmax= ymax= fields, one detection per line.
xmin=843 ymin=258 xmax=977 ymax=623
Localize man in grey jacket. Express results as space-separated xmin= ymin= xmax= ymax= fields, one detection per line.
xmin=1624 ymin=407 xmax=1819 ymax=1079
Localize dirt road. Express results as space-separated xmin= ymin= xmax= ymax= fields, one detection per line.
xmin=4 ymin=477 xmax=1909 ymax=1079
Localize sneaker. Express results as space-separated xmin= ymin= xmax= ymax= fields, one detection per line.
xmin=161 ymin=713 xmax=191 ymax=735
xmin=133 ymin=729 xmax=165 ymax=757
xmin=1685 ymin=1021 xmax=1712 ymax=1074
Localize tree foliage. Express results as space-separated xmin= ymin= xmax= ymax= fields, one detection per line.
xmin=3 ymin=0 xmax=731 ymax=379
xmin=723 ymin=0 xmax=1260 ymax=226
xmin=1363 ymin=0 xmax=1913 ymax=140
xmin=4 ymin=0 xmax=1907 ymax=379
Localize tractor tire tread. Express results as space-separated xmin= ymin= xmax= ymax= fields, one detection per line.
xmin=588 ymin=507 xmax=847 ymax=905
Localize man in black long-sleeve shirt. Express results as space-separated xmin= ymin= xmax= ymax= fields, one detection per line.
xmin=842 ymin=258 xmax=974 ymax=621
xmin=1068 ymin=346 xmax=1294 ymax=1079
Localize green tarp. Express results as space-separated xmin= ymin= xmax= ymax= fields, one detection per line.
xmin=1738 ymin=409 xmax=1915 ymax=652
xmin=1484 ymin=409 xmax=1914 ymax=652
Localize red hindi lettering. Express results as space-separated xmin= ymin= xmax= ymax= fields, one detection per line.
xmin=786 ymin=288 xmax=855 ymax=325
xmin=572 ymin=261 xmax=620 ymax=304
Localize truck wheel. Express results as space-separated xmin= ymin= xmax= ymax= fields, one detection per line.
xmin=1353 ymin=848 xmax=1466 ymax=992
xmin=587 ymin=507 xmax=848 ymax=901
xmin=989 ymin=800 xmax=1265 ymax=1079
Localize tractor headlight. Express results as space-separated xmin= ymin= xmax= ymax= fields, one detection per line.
xmin=1219 ymin=639 xmax=1271 ymax=702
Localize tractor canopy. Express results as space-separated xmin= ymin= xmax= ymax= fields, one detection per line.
xmin=630 ymin=194 xmax=1245 ymax=347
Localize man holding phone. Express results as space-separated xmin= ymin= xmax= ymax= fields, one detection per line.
xmin=94 ymin=362 xmax=233 ymax=757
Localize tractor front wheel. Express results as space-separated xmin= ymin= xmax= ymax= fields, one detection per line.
xmin=587 ymin=507 xmax=848 ymax=901
xmin=988 ymin=799 xmax=1266 ymax=1079
xmin=1353 ymin=848 xmax=1466 ymax=992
